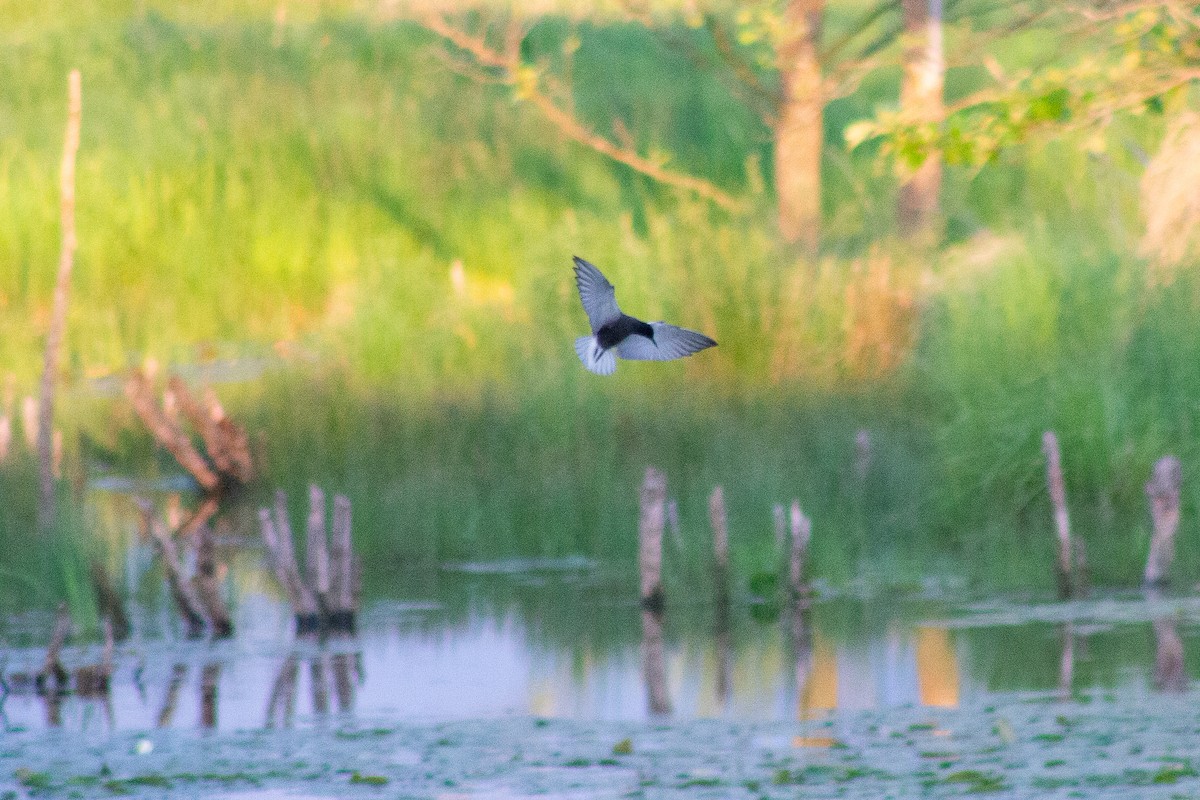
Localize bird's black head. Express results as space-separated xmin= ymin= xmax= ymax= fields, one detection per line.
xmin=637 ymin=320 xmax=655 ymax=342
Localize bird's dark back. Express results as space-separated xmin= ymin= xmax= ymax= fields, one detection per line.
xmin=598 ymin=315 xmax=654 ymax=349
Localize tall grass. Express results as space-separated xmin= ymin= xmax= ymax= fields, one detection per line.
xmin=1 ymin=2 xmax=1198 ymax=606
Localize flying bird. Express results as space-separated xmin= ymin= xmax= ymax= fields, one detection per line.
xmin=572 ymin=256 xmax=717 ymax=376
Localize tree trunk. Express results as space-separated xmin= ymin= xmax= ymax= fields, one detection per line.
xmin=36 ymin=69 xmax=82 ymax=532
xmin=897 ymin=0 xmax=944 ymax=239
xmin=775 ymin=0 xmax=824 ymax=250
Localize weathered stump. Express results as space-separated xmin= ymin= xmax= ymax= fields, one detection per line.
xmin=1042 ymin=431 xmax=1083 ymax=598
xmin=638 ymin=467 xmax=666 ymax=613
xmin=1144 ymin=455 xmax=1182 ymax=586
xmin=788 ymin=500 xmax=812 ymax=599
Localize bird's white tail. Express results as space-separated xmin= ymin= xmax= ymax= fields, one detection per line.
xmin=575 ymin=336 xmax=616 ymax=376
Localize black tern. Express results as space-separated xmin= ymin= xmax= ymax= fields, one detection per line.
xmin=572 ymin=256 xmax=717 ymax=376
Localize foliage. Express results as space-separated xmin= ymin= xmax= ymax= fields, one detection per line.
xmin=849 ymin=1 xmax=1200 ymax=173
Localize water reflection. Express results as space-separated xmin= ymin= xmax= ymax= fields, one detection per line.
xmin=640 ymin=609 xmax=670 ymax=717
xmin=2 ymin=578 xmax=1199 ymax=732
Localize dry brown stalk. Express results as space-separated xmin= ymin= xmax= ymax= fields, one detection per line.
xmin=205 ymin=386 xmax=254 ymax=484
xmin=36 ymin=69 xmax=83 ymax=531
xmin=126 ymin=371 xmax=220 ymax=492
xmin=169 ymin=377 xmax=237 ymax=477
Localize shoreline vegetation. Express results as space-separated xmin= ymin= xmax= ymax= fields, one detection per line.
xmin=2 ymin=2 xmax=1200 ymax=617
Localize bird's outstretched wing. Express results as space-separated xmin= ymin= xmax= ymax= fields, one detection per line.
xmin=573 ymin=256 xmax=621 ymax=332
xmin=616 ymin=322 xmax=717 ymax=361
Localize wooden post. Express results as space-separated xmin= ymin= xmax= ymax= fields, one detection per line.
xmin=1145 ymin=455 xmax=1182 ymax=586
xmin=36 ymin=69 xmax=82 ymax=532
xmin=788 ymin=500 xmax=812 ymax=598
xmin=1042 ymin=431 xmax=1075 ymax=598
xmin=260 ymin=497 xmax=320 ymax=635
xmin=329 ymin=493 xmax=356 ymax=633
xmin=638 ymin=467 xmax=666 ymax=613
xmin=709 ymin=486 xmax=729 ymax=582
xmin=854 ymin=429 xmax=872 ymax=480
xmin=306 ymin=484 xmax=330 ymax=610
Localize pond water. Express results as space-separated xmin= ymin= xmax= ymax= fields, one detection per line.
xmin=4 ymin=549 xmax=1200 ymax=797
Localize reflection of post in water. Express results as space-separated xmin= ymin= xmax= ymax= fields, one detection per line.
xmin=331 ymin=652 xmax=360 ymax=713
xmin=310 ymin=655 xmax=330 ymax=716
xmin=641 ymin=608 xmax=671 ymax=716
xmin=915 ymin=627 xmax=959 ymax=708
xmin=265 ymin=653 xmax=300 ymax=729
xmin=200 ymin=661 xmax=221 ymax=728
xmin=265 ymin=650 xmax=359 ymax=726
xmin=1058 ymin=623 xmax=1075 ymax=700
xmin=1147 ymin=586 xmax=1186 ymax=692
xmin=73 ymin=618 xmax=116 ymax=730
xmin=1153 ymin=615 xmax=1186 ymax=692
xmin=638 ymin=467 xmax=670 ymax=716
xmin=709 ymin=486 xmax=732 ymax=710
xmin=157 ymin=663 xmax=189 ymax=728
xmin=789 ymin=599 xmax=813 ymax=712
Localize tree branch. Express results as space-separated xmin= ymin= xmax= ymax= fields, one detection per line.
xmin=421 ymin=14 xmax=742 ymax=212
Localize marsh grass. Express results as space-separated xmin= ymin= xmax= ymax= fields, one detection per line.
xmin=3 ymin=3 xmax=1200 ymax=614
